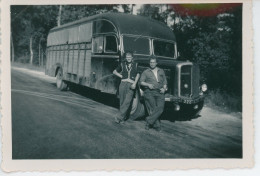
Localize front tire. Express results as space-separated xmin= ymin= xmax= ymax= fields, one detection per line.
xmin=56 ymin=68 xmax=67 ymax=91
xmin=129 ymin=90 xmax=145 ymax=120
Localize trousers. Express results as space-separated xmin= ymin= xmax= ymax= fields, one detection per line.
xmin=144 ymin=90 xmax=165 ymax=125
xmin=117 ymin=81 xmax=135 ymax=120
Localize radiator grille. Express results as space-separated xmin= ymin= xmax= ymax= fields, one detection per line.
xmin=180 ymin=65 xmax=192 ymax=97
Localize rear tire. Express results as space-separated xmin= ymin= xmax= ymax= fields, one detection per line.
xmin=129 ymin=91 xmax=145 ymax=120
xmin=56 ymin=68 xmax=67 ymax=91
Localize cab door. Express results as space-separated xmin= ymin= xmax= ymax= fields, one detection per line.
xmin=91 ymin=34 xmax=120 ymax=93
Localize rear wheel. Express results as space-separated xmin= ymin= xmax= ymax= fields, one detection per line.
xmin=129 ymin=91 xmax=145 ymax=120
xmin=56 ymin=68 xmax=67 ymax=91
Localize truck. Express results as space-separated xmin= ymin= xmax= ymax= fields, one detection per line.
xmin=46 ymin=12 xmax=207 ymax=120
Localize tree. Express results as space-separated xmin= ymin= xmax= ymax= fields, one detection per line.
xmin=121 ymin=4 xmax=131 ymax=13
xmin=57 ymin=5 xmax=62 ymax=26
xmin=11 ymin=4 xmax=242 ymax=97
xmin=60 ymin=5 xmax=119 ymax=24
xmin=171 ymin=4 xmax=242 ymax=95
xmin=138 ymin=4 xmax=164 ymax=23
xmin=11 ymin=5 xmax=59 ymax=64
xmin=11 ymin=5 xmax=121 ymax=65
xmin=138 ymin=4 xmax=171 ymax=25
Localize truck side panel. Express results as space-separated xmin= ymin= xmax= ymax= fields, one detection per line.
xmin=53 ymin=46 xmax=57 ymax=69
xmin=72 ymin=45 xmax=79 ymax=74
xmin=78 ymin=44 xmax=85 ymax=77
xmin=84 ymin=50 xmax=92 ymax=86
xmin=60 ymin=46 xmax=65 ymax=67
xmin=64 ymin=45 xmax=69 ymax=74
xmin=50 ymin=47 xmax=55 ymax=76
xmin=56 ymin=46 xmax=60 ymax=65
xmin=68 ymin=45 xmax=74 ymax=73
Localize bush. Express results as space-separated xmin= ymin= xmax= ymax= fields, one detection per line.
xmin=205 ymin=89 xmax=242 ymax=112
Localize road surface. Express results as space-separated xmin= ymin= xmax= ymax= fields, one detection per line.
xmin=11 ymin=66 xmax=242 ymax=159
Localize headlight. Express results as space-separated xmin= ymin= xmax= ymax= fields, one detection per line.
xmin=174 ymin=104 xmax=180 ymax=111
xmin=201 ymin=84 xmax=207 ymax=92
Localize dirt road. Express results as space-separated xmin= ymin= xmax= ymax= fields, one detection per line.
xmin=11 ymin=66 xmax=242 ymax=159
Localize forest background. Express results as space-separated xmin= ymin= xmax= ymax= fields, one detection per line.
xmin=10 ymin=4 xmax=242 ymax=112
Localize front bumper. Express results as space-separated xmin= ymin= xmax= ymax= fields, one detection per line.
xmin=163 ymin=99 xmax=204 ymax=120
xmin=164 ymin=94 xmax=205 ymax=104
xmin=164 ymin=94 xmax=205 ymax=117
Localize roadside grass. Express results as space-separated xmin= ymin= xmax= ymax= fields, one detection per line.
xmin=205 ymin=89 xmax=242 ymax=113
xmin=12 ymin=62 xmax=45 ymax=73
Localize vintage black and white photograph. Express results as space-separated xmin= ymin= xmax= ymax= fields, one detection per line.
xmin=0 ymin=0 xmax=254 ymax=171
xmin=10 ymin=3 xmax=243 ymax=159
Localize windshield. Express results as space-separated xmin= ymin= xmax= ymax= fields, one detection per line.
xmin=123 ymin=36 xmax=150 ymax=55
xmin=153 ymin=40 xmax=175 ymax=58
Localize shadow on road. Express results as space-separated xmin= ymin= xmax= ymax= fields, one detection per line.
xmin=161 ymin=112 xmax=201 ymax=122
xmin=50 ymin=82 xmax=201 ymax=122
xmin=51 ymin=82 xmax=120 ymax=108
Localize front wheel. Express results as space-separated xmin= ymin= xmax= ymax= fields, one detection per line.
xmin=163 ymin=100 xmax=204 ymax=121
xmin=56 ymin=69 xmax=68 ymax=91
xmin=129 ymin=90 xmax=145 ymax=120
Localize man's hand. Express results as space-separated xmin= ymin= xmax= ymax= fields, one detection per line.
xmin=113 ymin=70 xmax=122 ymax=78
xmin=148 ymin=84 xmax=155 ymax=90
xmin=130 ymin=83 xmax=136 ymax=89
xmin=160 ymin=88 xmax=166 ymax=94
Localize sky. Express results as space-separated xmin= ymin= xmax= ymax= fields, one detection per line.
xmin=117 ymin=4 xmax=175 ymax=26
xmin=117 ymin=4 xmax=141 ymax=15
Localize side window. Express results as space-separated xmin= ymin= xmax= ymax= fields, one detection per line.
xmin=92 ymin=36 xmax=104 ymax=53
xmin=93 ymin=20 xmax=117 ymax=34
xmin=105 ymin=36 xmax=118 ymax=53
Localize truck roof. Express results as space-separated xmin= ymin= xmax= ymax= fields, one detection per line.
xmin=50 ymin=12 xmax=176 ymax=41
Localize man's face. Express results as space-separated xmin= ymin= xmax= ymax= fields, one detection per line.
xmin=125 ymin=53 xmax=133 ymax=63
xmin=150 ymin=59 xmax=157 ymax=69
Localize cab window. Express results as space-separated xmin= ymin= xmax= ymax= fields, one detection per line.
xmin=123 ymin=36 xmax=150 ymax=55
xmin=153 ymin=40 xmax=175 ymax=58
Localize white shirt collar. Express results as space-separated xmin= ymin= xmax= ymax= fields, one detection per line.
xmin=151 ymin=67 xmax=159 ymax=82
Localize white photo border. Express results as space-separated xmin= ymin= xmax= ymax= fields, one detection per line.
xmin=0 ymin=0 xmax=254 ymax=171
